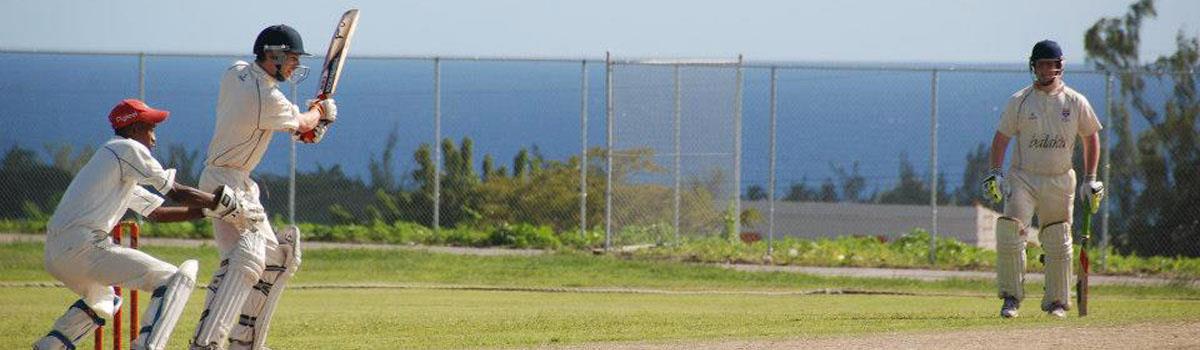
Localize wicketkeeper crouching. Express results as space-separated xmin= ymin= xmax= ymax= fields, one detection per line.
xmin=34 ymin=99 xmax=264 ymax=350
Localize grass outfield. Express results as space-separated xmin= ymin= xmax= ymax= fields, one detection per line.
xmin=3 ymin=242 xmax=1200 ymax=349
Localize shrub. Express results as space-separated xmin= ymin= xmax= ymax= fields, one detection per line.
xmin=488 ymin=223 xmax=561 ymax=249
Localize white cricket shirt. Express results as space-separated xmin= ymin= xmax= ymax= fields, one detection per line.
xmin=204 ymin=60 xmax=301 ymax=172
xmin=997 ymin=84 xmax=1103 ymax=175
xmin=48 ymin=137 xmax=175 ymax=234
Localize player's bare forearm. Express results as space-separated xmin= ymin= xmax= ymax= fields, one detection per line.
xmin=1082 ymin=133 xmax=1100 ymax=176
xmin=989 ymin=132 xmax=1010 ymax=169
xmin=166 ymin=183 xmax=218 ymax=210
xmin=146 ymin=207 xmax=205 ymax=222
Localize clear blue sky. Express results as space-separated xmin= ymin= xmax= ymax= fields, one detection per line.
xmin=2 ymin=0 xmax=1196 ymax=64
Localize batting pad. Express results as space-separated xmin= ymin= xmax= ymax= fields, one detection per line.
xmin=1039 ymin=221 xmax=1073 ymax=311
xmin=33 ymin=299 xmax=113 ymax=350
xmin=134 ymin=259 xmax=198 ymax=350
xmin=229 ymin=225 xmax=301 ymax=349
xmin=192 ymin=233 xmax=267 ymax=349
xmin=995 ymin=217 xmax=1026 ymax=300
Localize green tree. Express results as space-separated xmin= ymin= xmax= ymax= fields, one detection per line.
xmin=817 ymin=178 xmax=838 ymax=202
xmin=409 ymin=143 xmax=436 ymax=226
xmin=877 ymin=152 xmax=950 ymax=205
xmin=44 ymin=143 xmax=94 ymax=175
xmin=476 ymin=147 xmax=607 ymax=232
xmin=161 ymin=144 xmax=201 ymax=187
xmin=257 ymin=164 xmax=374 ymax=224
xmin=1083 ymin=0 xmax=1156 ymax=236
xmin=481 ymin=154 xmax=496 ymax=182
xmin=784 ymin=177 xmax=819 ymax=202
xmin=1085 ymin=0 xmax=1200 ymax=256
xmin=832 ymin=161 xmax=867 ymax=202
xmin=513 ymin=148 xmax=530 ymax=180
xmin=744 ymin=184 xmax=768 ymax=201
xmin=954 ymin=143 xmax=992 ymax=208
xmin=368 ymin=126 xmax=400 ymax=192
xmin=439 ymin=137 xmax=482 ymax=227
xmin=1122 ymin=33 xmax=1200 ymax=256
xmin=0 ymin=146 xmax=72 ymax=219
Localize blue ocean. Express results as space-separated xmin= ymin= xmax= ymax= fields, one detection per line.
xmin=0 ymin=53 xmax=1157 ymax=195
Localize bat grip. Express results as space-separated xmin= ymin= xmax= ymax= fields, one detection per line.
xmin=297 ymin=96 xmax=332 ymax=143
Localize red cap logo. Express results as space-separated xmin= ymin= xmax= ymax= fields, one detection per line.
xmin=109 ymin=99 xmax=169 ymax=130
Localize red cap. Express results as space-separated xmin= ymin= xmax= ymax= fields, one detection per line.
xmin=109 ymin=99 xmax=169 ymax=130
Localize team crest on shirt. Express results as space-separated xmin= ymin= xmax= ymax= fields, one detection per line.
xmin=1061 ymin=108 xmax=1071 ymax=122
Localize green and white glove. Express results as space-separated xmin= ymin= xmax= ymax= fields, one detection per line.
xmin=1079 ymin=174 xmax=1104 ymax=214
xmin=981 ymin=168 xmax=1005 ymax=204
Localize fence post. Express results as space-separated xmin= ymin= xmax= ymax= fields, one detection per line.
xmin=768 ymin=66 xmax=778 ymax=255
xmin=733 ymin=55 xmax=744 ymax=241
xmin=289 ymin=81 xmax=297 ymax=225
xmin=138 ymin=53 xmax=145 ymax=101
xmin=1100 ymin=72 xmax=1114 ymax=271
xmin=138 ymin=51 xmax=149 ymax=226
xmin=673 ymin=64 xmax=682 ymax=243
xmin=929 ymin=69 xmax=939 ymax=265
xmin=604 ymin=52 xmax=613 ymax=251
xmin=433 ymin=57 xmax=441 ymax=233
xmin=580 ymin=60 xmax=589 ymax=240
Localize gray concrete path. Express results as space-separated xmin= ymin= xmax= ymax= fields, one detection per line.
xmin=0 ymin=232 xmax=544 ymax=256
xmin=5 ymin=233 xmax=1195 ymax=287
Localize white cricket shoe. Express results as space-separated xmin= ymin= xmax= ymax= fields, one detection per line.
xmin=1046 ymin=302 xmax=1068 ymax=319
xmin=1049 ymin=307 xmax=1067 ymax=318
xmin=1000 ymin=296 xmax=1020 ymax=318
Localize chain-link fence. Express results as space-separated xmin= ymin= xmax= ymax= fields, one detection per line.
xmin=1 ymin=50 xmax=1196 ymax=260
xmin=607 ymin=57 xmax=742 ymax=248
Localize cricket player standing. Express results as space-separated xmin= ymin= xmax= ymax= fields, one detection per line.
xmin=34 ymin=99 xmax=263 ymax=350
xmin=983 ymin=40 xmax=1105 ymax=318
xmin=189 ymin=24 xmax=336 ymax=350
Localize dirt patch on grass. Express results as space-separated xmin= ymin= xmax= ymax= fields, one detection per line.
xmin=550 ymin=320 xmax=1200 ymax=350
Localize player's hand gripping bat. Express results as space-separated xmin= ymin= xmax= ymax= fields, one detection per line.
xmin=297 ymin=9 xmax=359 ymax=144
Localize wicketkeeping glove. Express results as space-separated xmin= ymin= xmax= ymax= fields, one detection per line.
xmin=981 ymin=168 xmax=1005 ymax=204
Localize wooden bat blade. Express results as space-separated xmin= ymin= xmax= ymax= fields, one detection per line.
xmin=299 ymin=9 xmax=359 ymax=143
xmin=1079 ymin=249 xmax=1089 ymax=316
xmin=317 ymin=9 xmax=360 ymax=98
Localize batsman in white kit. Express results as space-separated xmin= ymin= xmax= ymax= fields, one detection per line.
xmin=982 ymin=40 xmax=1105 ymax=319
xmin=188 ymin=24 xmax=337 ymax=350
xmin=34 ymin=99 xmax=265 ymax=350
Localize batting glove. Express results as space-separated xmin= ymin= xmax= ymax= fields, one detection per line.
xmin=981 ymin=168 xmax=1005 ymax=204
xmin=1078 ymin=174 xmax=1104 ymax=214
xmin=307 ymin=98 xmax=337 ymax=123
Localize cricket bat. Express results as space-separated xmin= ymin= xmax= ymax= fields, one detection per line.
xmin=298 ymin=9 xmax=360 ymax=143
xmin=1077 ymin=194 xmax=1099 ymax=316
